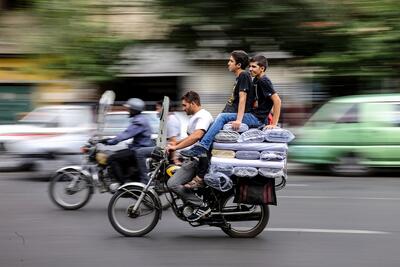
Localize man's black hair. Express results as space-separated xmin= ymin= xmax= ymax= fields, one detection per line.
xmin=250 ymin=55 xmax=268 ymax=71
xmin=231 ymin=50 xmax=249 ymax=70
xmin=181 ymin=91 xmax=201 ymax=106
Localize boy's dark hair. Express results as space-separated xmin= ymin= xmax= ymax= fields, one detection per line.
xmin=181 ymin=91 xmax=201 ymax=106
xmin=250 ymin=55 xmax=268 ymax=71
xmin=231 ymin=50 xmax=249 ymax=70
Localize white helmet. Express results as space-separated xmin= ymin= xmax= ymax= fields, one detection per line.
xmin=124 ymin=98 xmax=145 ymax=112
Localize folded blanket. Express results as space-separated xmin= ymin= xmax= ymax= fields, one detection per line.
xmin=260 ymin=151 xmax=286 ymax=161
xmin=210 ymin=165 xmax=233 ymax=176
xmin=233 ymin=167 xmax=259 ymax=177
xmin=214 ymin=130 xmax=240 ymax=143
xmin=263 ymin=128 xmax=295 ymax=143
xmin=235 ymin=150 xmax=261 ymax=160
xmin=238 ymin=129 xmax=265 ymax=143
xmin=223 ymin=122 xmax=249 ymax=133
xmin=258 ymin=168 xmax=285 ymax=178
xmin=212 ymin=149 xmax=236 ymax=158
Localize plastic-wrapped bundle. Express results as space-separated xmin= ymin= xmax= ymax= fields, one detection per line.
xmin=214 ymin=130 xmax=240 ymax=143
xmin=210 ymin=164 xmax=233 ymax=176
xmin=260 ymin=151 xmax=286 ymax=161
xmin=213 ymin=142 xmax=288 ymax=152
xmin=235 ymin=150 xmax=260 ymax=160
xmin=238 ymin=129 xmax=265 ymax=143
xmin=233 ymin=167 xmax=259 ymax=178
xmin=263 ymin=128 xmax=295 ymax=143
xmin=204 ymin=172 xmax=233 ymax=192
xmin=223 ymin=122 xmax=249 ymax=133
xmin=258 ymin=168 xmax=285 ymax=178
xmin=212 ymin=149 xmax=235 ymax=158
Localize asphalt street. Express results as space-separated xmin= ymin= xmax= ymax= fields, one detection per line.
xmin=1 ymin=171 xmax=400 ymax=267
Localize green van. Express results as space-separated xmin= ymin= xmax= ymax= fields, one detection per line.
xmin=289 ymin=94 xmax=400 ymax=175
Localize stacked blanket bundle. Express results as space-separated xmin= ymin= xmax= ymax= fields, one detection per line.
xmin=209 ymin=125 xmax=295 ymax=179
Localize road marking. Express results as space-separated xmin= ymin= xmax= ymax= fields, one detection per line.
xmin=286 ymin=184 xmax=309 ymax=187
xmin=267 ymin=228 xmax=389 ymax=234
xmin=200 ymin=227 xmax=389 ymax=234
xmin=279 ymin=195 xmax=400 ymax=201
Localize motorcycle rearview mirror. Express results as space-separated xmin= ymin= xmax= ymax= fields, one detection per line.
xmin=156 ymin=96 xmax=169 ymax=148
xmin=99 ymin=90 xmax=116 ymax=106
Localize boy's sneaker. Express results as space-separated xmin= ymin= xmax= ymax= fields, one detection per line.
xmin=187 ymin=204 xmax=211 ymax=222
xmin=180 ymin=145 xmax=208 ymax=158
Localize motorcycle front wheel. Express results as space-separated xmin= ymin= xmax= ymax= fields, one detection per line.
xmin=220 ymin=194 xmax=269 ymax=238
xmin=49 ymin=170 xmax=93 ymax=210
xmin=108 ymin=185 xmax=161 ymax=237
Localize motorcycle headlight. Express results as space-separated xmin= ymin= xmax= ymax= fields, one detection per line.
xmin=95 ymin=152 xmax=108 ymax=165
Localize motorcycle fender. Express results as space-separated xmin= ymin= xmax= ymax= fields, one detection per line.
xmin=53 ymin=165 xmax=94 ymax=194
xmin=117 ymin=182 xmax=162 ymax=219
xmin=55 ymin=165 xmax=91 ymax=177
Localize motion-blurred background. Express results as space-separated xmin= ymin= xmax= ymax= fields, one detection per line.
xmin=1 ymin=0 xmax=399 ymax=174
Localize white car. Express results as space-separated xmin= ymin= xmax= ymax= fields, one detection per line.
xmin=0 ymin=107 xmax=188 ymax=172
xmin=0 ymin=105 xmax=95 ymax=172
xmin=99 ymin=110 xmax=188 ymax=149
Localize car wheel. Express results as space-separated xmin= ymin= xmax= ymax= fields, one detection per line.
xmin=329 ymin=155 xmax=370 ymax=177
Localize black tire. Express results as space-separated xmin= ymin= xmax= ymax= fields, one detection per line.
xmin=329 ymin=155 xmax=370 ymax=177
xmin=108 ymin=186 xmax=161 ymax=237
xmin=221 ymin=194 xmax=270 ymax=238
xmin=48 ymin=170 xmax=93 ymax=210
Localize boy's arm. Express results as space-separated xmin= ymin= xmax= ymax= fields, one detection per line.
xmin=265 ymin=94 xmax=282 ymax=129
xmin=231 ymin=91 xmax=247 ymax=130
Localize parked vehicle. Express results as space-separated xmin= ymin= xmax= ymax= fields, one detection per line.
xmin=108 ymin=147 xmax=283 ymax=238
xmin=290 ymin=94 xmax=400 ymax=175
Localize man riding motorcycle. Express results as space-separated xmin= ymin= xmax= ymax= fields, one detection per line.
xmin=102 ymin=98 xmax=153 ymax=186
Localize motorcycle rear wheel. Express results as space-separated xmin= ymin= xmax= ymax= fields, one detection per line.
xmin=49 ymin=170 xmax=93 ymax=210
xmin=108 ymin=186 xmax=161 ymax=237
xmin=221 ymin=195 xmax=269 ymax=238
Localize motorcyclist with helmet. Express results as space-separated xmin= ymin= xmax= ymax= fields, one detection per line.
xmin=103 ymin=98 xmax=153 ymax=186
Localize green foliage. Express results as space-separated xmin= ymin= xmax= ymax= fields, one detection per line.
xmin=155 ymin=0 xmax=400 ymax=91
xmin=31 ymin=0 xmax=132 ymax=82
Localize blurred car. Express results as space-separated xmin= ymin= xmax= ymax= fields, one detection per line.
xmin=289 ymin=94 xmax=400 ymax=175
xmin=0 ymin=107 xmax=189 ymax=172
xmin=0 ymin=105 xmax=95 ymax=172
xmin=100 ymin=110 xmax=189 ymax=149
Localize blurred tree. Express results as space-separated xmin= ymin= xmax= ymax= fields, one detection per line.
xmin=30 ymin=0 xmax=132 ymax=82
xmin=155 ymin=0 xmax=400 ymax=94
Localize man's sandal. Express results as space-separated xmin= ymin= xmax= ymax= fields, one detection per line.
xmin=184 ymin=176 xmax=204 ymax=189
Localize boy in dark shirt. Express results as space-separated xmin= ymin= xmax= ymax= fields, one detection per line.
xmin=181 ymin=50 xmax=261 ymax=158
xmin=249 ymin=55 xmax=281 ymax=128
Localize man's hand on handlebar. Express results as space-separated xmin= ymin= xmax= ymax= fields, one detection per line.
xmin=166 ymin=144 xmax=177 ymax=155
xmin=98 ymin=138 xmax=111 ymax=144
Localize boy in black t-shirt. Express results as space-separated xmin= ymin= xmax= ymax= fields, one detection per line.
xmin=181 ymin=50 xmax=262 ymax=159
xmin=249 ymin=55 xmax=281 ymax=129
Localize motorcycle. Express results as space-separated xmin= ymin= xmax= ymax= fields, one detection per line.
xmin=48 ymin=136 xmax=175 ymax=210
xmin=107 ymin=146 xmax=286 ymax=238
xmin=48 ymin=91 xmax=174 ymax=210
